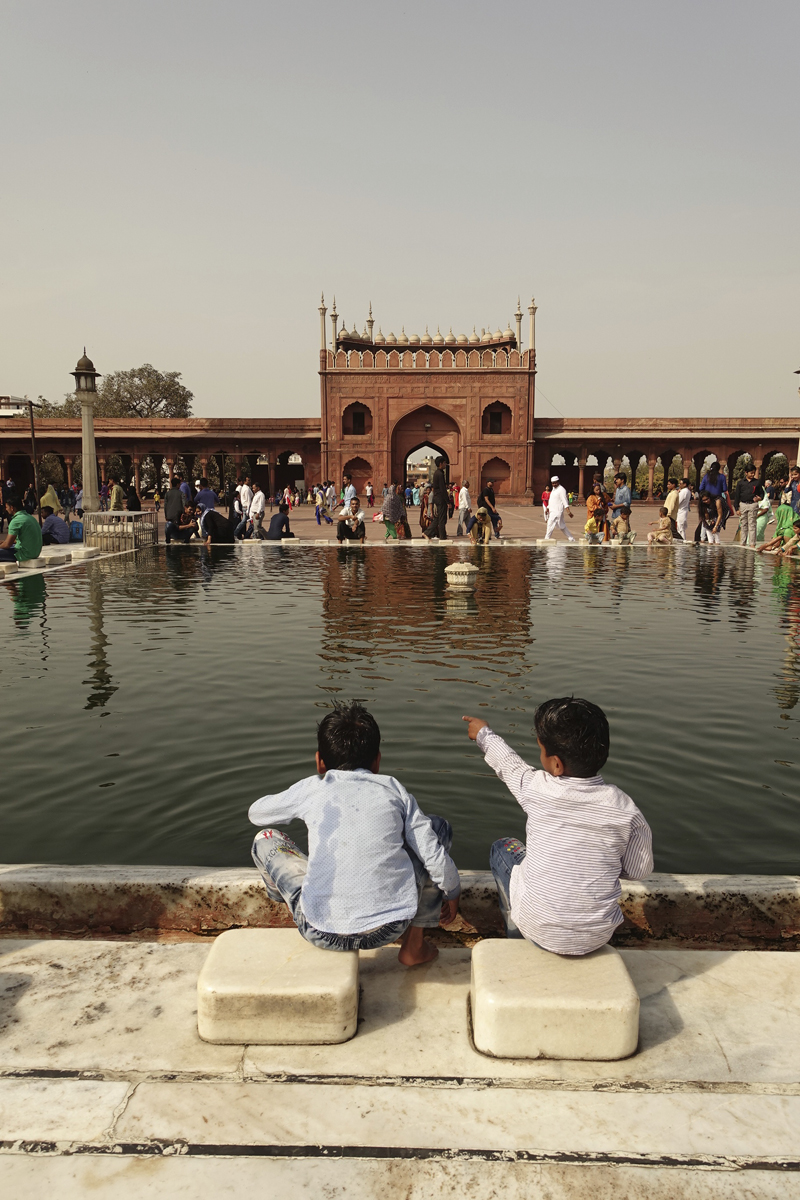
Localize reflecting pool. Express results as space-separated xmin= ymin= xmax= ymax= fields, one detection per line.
xmin=1 ymin=544 xmax=799 ymax=872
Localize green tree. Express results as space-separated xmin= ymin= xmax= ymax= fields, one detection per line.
xmin=38 ymin=364 xmax=193 ymax=418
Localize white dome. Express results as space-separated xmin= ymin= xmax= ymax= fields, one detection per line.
xmin=421 ymin=326 xmax=433 ymax=346
xmin=433 ymin=325 xmax=445 ymax=346
xmin=503 ymin=323 xmax=514 ymax=340
xmin=481 ymin=327 xmax=492 ymax=344
xmin=457 ymin=332 xmax=469 ymax=345
xmin=469 ymin=326 xmax=480 ymax=345
xmin=494 ymin=327 xmax=504 ymax=341
xmin=398 ymin=327 xmax=409 ymax=346
xmin=445 ymin=327 xmax=456 ymax=345
xmin=374 ymin=328 xmax=385 ymax=345
xmin=409 ymin=332 xmax=420 ymax=345
xmin=386 ymin=331 xmax=397 ymax=345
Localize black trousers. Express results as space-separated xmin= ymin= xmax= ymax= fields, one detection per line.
xmin=426 ymin=498 xmax=448 ymax=539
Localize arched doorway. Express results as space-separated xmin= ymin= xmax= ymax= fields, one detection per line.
xmin=404 ymin=442 xmax=449 ymax=491
xmin=275 ymin=451 xmax=304 ymax=494
xmin=390 ymin=405 xmax=461 ymax=486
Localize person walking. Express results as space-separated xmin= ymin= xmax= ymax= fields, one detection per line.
xmin=677 ymin=478 xmax=692 ymax=542
xmin=366 ymin=481 xmax=374 ymax=508
xmin=424 ymin=457 xmax=449 ymax=540
xmin=541 ymin=483 xmax=551 ymax=527
xmin=456 ymin=479 xmax=472 ymax=537
xmin=107 ymin=474 xmax=125 ymax=513
xmin=732 ymin=463 xmax=765 ymax=547
xmin=248 ymin=482 xmax=266 ymax=537
xmin=545 ymin=475 xmax=575 ymax=541
xmin=239 ymin=476 xmax=254 ymax=524
xmin=663 ymin=478 xmax=681 ymax=538
xmin=478 ymin=479 xmax=501 ymax=538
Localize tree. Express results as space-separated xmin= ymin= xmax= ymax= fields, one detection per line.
xmin=38 ymin=364 xmax=193 ymax=418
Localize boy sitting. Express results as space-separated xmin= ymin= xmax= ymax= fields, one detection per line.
xmin=463 ymin=699 xmax=652 ymax=954
xmin=611 ymin=506 xmax=635 ymax=543
xmin=584 ymin=513 xmax=603 ymax=544
xmin=249 ymin=703 xmax=460 ymax=965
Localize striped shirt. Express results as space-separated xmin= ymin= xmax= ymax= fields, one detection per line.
xmin=477 ymin=727 xmax=653 ymax=955
xmin=249 ymin=770 xmax=461 ymax=935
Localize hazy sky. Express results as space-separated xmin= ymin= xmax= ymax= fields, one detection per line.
xmin=2 ymin=1 xmax=798 ymax=419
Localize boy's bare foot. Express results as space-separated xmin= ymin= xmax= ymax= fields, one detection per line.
xmin=398 ymin=925 xmax=439 ymax=966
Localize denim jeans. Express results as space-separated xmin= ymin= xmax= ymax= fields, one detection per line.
xmin=234 ymin=516 xmax=250 ymax=540
xmin=251 ymin=815 xmax=454 ymax=952
xmin=489 ymin=836 xmax=528 ymax=939
xmin=164 ymin=521 xmax=191 ymax=544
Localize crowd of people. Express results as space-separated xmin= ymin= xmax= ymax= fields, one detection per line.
xmin=540 ymin=463 xmax=800 ymax=555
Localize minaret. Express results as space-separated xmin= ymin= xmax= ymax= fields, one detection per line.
xmin=319 ymin=293 xmax=327 ymax=351
xmin=71 ymin=349 xmax=101 ymax=513
xmin=515 ymin=297 xmax=523 ymax=350
xmin=366 ymin=301 xmax=374 ymax=344
xmin=528 ymin=297 xmax=537 ymax=360
xmin=330 ymin=296 xmax=339 ymax=350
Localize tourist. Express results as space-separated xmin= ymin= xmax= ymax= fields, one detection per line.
xmin=165 ymin=501 xmax=198 ymax=544
xmin=778 ymin=516 xmax=800 ymax=558
xmin=404 ymin=483 xmax=413 ymax=507
xmin=74 ymin=487 xmax=83 ymax=518
xmin=677 ymin=478 xmax=692 ymax=542
xmin=194 ymin=477 xmax=216 ymax=511
xmin=343 ymin=474 xmax=357 ymax=506
xmin=608 ymin=473 xmax=631 ymax=524
xmin=412 ymin=483 xmax=420 ymax=506
xmin=732 ymin=462 xmax=764 ymax=548
xmin=382 ymin=482 xmax=390 ymax=500
xmin=697 ymin=495 xmax=720 ymax=543
xmin=478 ymin=479 xmax=500 ymax=539
xmin=178 ymin=475 xmax=193 ymax=505
xmin=0 ymin=494 xmax=43 ymax=563
xmin=462 ymin=700 xmax=652 ymax=949
xmin=249 ymin=482 xmax=266 ymax=537
xmin=366 ymin=481 xmax=374 ymax=508
xmin=424 ymin=457 xmax=448 ymax=541
xmin=249 ymin=702 xmax=460 ymax=965
xmin=419 ymin=485 xmax=432 ymax=533
xmin=584 ymin=512 xmax=603 ymax=544
xmin=545 ymin=475 xmax=575 ymax=541
xmin=447 ymin=484 xmax=456 ymax=521
xmin=586 ymin=482 xmax=607 ymax=540
xmin=107 ymin=475 xmax=125 ymax=512
xmin=467 ymin=506 xmax=492 ymax=544
xmin=611 ymin=506 xmax=635 ymax=544
xmin=337 ymin=496 xmax=366 ymax=543
xmin=263 ymin=502 xmax=295 ymax=540
xmin=315 ymin=492 xmax=333 ymax=524
xmin=647 ymin=507 xmax=673 ymax=544
xmin=239 ymin=476 xmax=254 ymax=522
xmin=40 ymin=505 xmax=70 ymax=545
xmin=126 ymin=483 xmax=142 ymax=511
xmin=98 ymin=481 xmax=108 ymax=512
xmin=541 ymin=482 xmax=551 ymax=525
xmin=757 ymin=501 xmax=797 ymax=554
xmin=39 ymin=482 xmax=60 ymax=513
xmin=325 ymin=481 xmax=337 ymax=511
xmin=201 ymin=508 xmax=236 ymax=545
xmin=164 ymin=477 xmax=185 ymax=532
xmin=153 ymin=487 xmax=161 ymax=513
xmin=381 ymin=483 xmax=409 ymax=540
xmin=756 ymin=490 xmax=774 ymax=543
xmin=786 ymin=466 xmax=800 ymax=515
xmin=662 ymin=478 xmax=681 ymax=539
xmin=698 ymin=461 xmax=730 ymax=534
xmin=456 ymin=479 xmax=471 ymax=537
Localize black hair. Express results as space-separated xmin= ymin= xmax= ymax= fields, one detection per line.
xmin=615 ymin=473 xmax=627 ymax=483
xmin=5 ymin=494 xmax=23 ymax=511
xmin=279 ymin=502 xmax=289 ymax=513
xmin=199 ymin=477 xmax=208 ymax=487
xmin=668 ymin=478 xmax=678 ymax=487
xmin=317 ymin=702 xmax=380 ymax=770
xmin=435 ymin=456 xmax=444 ymax=467
xmin=534 ymin=696 xmax=609 ymax=777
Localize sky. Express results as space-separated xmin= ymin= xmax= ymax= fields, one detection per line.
xmin=1 ymin=0 xmax=798 ymax=420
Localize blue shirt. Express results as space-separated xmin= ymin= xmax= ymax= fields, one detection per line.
xmin=613 ymin=485 xmax=631 ymax=509
xmin=195 ymin=488 xmax=216 ymax=510
xmin=179 ymin=481 xmax=192 ymax=503
xmin=41 ymin=513 xmax=70 ymax=544
xmin=790 ymin=480 xmax=800 ymax=515
xmin=249 ymin=769 xmax=461 ymax=934
xmin=344 ymin=484 xmax=357 ymax=505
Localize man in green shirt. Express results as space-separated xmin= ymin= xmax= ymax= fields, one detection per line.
xmin=108 ymin=474 xmax=125 ymax=511
xmin=0 ymin=495 xmax=43 ymax=562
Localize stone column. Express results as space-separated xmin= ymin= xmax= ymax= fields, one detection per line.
xmin=577 ymin=458 xmax=587 ymax=502
xmin=682 ymin=457 xmax=693 ymax=482
xmin=133 ymin=457 xmax=141 ymax=494
xmin=165 ymin=457 xmax=175 ymax=484
xmin=80 ymin=396 xmax=99 ymax=512
xmin=647 ymin=457 xmax=656 ymax=500
xmin=64 ymin=456 xmax=74 ymax=487
xmin=200 ymin=457 xmax=208 ymax=481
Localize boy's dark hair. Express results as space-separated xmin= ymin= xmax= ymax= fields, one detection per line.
xmin=6 ymin=494 xmax=23 ymax=511
xmin=318 ymin=703 xmax=381 ymax=770
xmin=279 ymin=502 xmax=289 ymax=513
xmin=621 ymin=505 xmax=631 ymax=515
xmin=534 ymin=697 xmax=609 ymax=777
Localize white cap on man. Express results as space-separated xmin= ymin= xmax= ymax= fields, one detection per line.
xmin=550 ymin=475 xmax=559 ymax=483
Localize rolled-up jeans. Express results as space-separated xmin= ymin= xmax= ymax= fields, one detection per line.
xmin=489 ymin=837 xmax=527 ymax=939
xmin=739 ymin=501 xmax=759 ymax=547
xmin=251 ymin=815 xmax=454 ymax=952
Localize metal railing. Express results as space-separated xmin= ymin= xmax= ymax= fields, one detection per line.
xmin=83 ymin=510 xmax=158 ymax=552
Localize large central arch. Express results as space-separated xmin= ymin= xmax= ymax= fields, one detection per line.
xmin=390 ymin=405 xmax=462 ymax=486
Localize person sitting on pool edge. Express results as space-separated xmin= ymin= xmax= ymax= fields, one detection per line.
xmin=462 ymin=698 xmax=652 ymax=954
xmin=337 ymin=496 xmax=366 ymax=544
xmin=260 ymin=502 xmax=295 ymax=540
xmin=249 ymin=702 xmax=460 ymax=965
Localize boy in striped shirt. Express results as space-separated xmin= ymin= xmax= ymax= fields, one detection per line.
xmin=463 ymin=698 xmax=653 ymax=955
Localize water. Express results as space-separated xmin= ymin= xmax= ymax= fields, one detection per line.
xmin=1 ymin=544 xmax=798 ymax=873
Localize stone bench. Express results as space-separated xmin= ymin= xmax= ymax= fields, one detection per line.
xmin=197 ymin=928 xmax=359 ymax=1045
xmin=470 ymin=940 xmax=639 ymax=1060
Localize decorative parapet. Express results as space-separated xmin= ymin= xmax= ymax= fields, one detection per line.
xmin=325 ymin=349 xmax=530 ymax=370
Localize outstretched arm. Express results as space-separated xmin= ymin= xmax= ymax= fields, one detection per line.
xmin=463 ymin=716 xmax=539 ymax=810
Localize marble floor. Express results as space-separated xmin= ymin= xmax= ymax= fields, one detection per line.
xmin=0 ymin=939 xmax=798 ymax=1197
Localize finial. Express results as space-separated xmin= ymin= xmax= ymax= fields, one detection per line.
xmin=321 ymin=291 xmax=325 ymax=304
xmin=84 ymin=346 xmax=86 ymax=355
xmin=369 ymin=301 xmax=373 ymax=318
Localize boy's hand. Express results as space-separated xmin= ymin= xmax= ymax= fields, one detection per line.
xmin=440 ymin=897 xmax=460 ymax=926
xmin=462 ymin=715 xmax=488 ymax=741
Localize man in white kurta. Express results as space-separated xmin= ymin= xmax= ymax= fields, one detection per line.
xmin=545 ymin=476 xmax=575 ymax=541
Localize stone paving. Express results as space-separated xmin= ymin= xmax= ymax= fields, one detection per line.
xmin=1 ymin=937 xmax=799 ymax=1197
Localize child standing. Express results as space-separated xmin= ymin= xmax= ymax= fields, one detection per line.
xmin=249 ymin=703 xmax=460 ymax=965
xmin=462 ymin=700 xmax=652 ymax=955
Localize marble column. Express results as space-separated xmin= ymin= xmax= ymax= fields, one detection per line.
xmin=80 ymin=396 xmax=99 ymax=512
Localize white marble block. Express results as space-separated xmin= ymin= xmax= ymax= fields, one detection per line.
xmin=18 ymin=558 xmax=45 ymax=569
xmin=71 ymin=547 xmax=101 ymax=560
xmin=471 ymin=940 xmax=639 ymax=1060
xmin=197 ymin=928 xmax=359 ymax=1045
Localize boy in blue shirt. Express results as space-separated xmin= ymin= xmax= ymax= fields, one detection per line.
xmin=249 ymin=703 xmax=460 ymax=965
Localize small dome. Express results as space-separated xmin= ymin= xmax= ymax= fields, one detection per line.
xmin=398 ymin=327 xmax=409 ymax=346
xmin=409 ymin=332 xmax=420 ymax=346
xmin=433 ymin=325 xmax=445 ymax=346
xmin=469 ymin=327 xmax=480 ymax=345
xmin=386 ymin=331 xmax=397 ymax=345
xmin=75 ymin=350 xmax=95 ymax=371
xmin=504 ymin=323 xmax=514 ymax=340
xmin=445 ymin=327 xmax=456 ymax=345
xmin=481 ymin=327 xmax=492 ymax=344
xmin=457 ymin=332 xmax=469 ymax=345
xmin=361 ymin=326 xmax=369 ymax=341
xmin=494 ymin=327 xmax=504 ymax=341
xmin=421 ymin=326 xmax=433 ymax=346
xmin=374 ymin=328 xmax=385 ymax=345
xmin=339 ymin=323 xmax=349 ymax=339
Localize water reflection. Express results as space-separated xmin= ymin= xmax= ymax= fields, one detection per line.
xmin=8 ymin=574 xmax=50 ymax=666
xmin=83 ymin=571 xmax=117 ymax=709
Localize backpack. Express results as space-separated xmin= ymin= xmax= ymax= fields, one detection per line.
xmin=69 ymin=521 xmax=84 ymax=543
